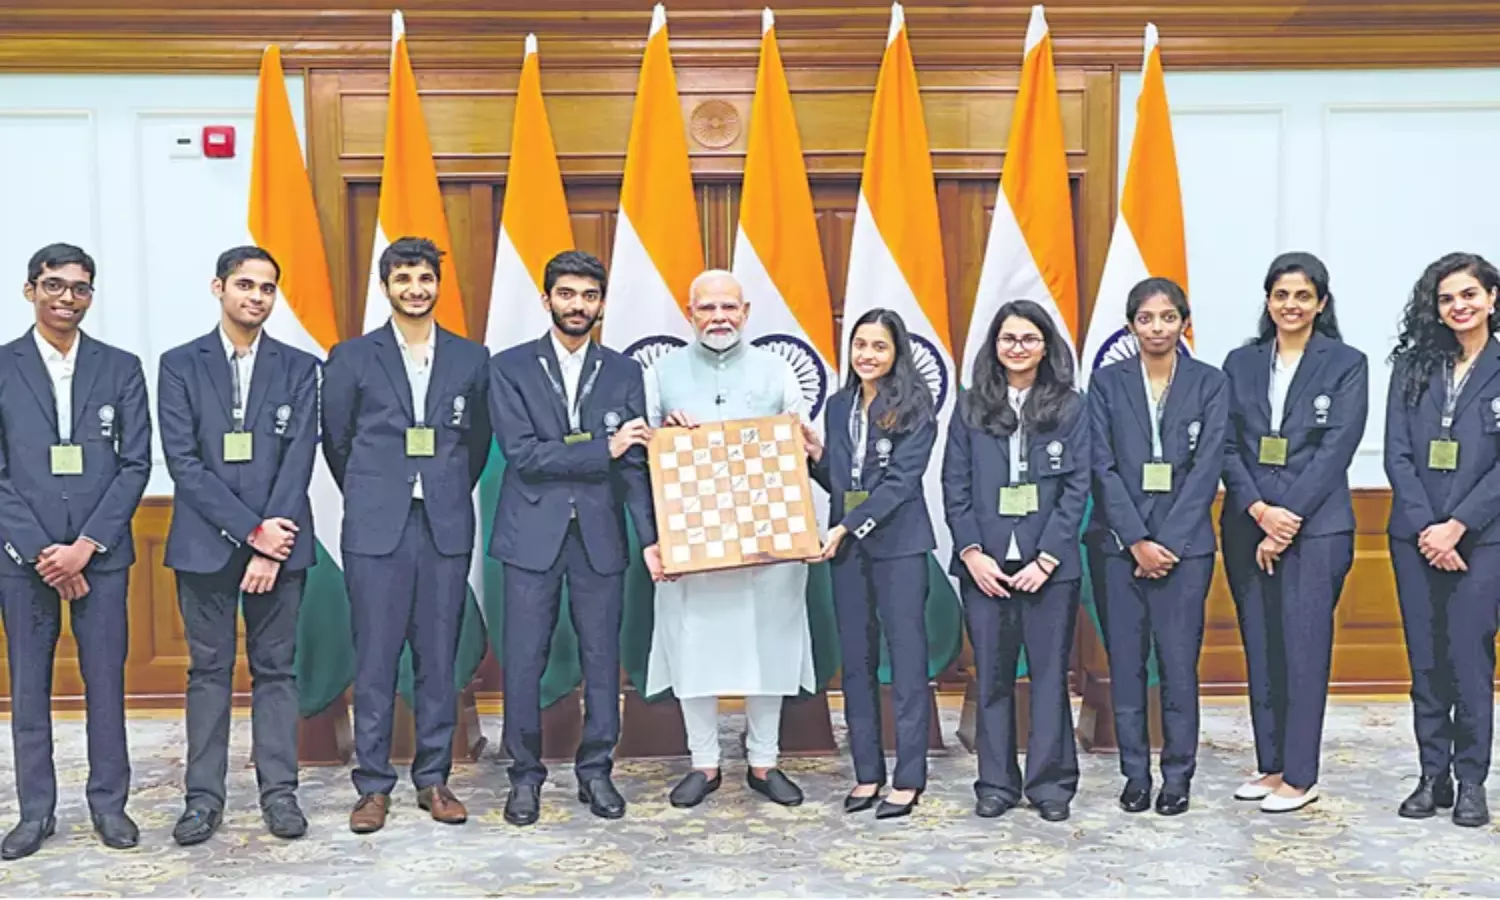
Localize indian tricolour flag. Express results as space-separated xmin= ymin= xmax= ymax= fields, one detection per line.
xmin=1078 ymin=23 xmax=1190 ymax=386
xmin=250 ymin=45 xmax=354 ymax=716
xmin=480 ymin=34 xmax=584 ymax=707
xmin=843 ymin=2 xmax=962 ymax=675
xmin=963 ymin=3 xmax=1079 ymax=374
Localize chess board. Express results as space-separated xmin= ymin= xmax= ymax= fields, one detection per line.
xmin=649 ymin=413 xmax=822 ymax=575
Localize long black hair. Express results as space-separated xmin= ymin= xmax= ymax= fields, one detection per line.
xmin=1389 ymin=251 xmax=1500 ymax=407
xmin=842 ymin=308 xmax=934 ymax=433
xmin=1252 ymin=251 xmax=1342 ymax=344
xmin=962 ymin=299 xmax=1076 ymax=437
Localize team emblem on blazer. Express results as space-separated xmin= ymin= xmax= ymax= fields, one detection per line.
xmin=875 ymin=437 xmax=893 ymax=467
xmin=604 ymin=410 xmax=621 ymax=435
xmin=1313 ymin=393 xmax=1331 ymax=425
xmin=1046 ymin=440 xmax=1064 ymax=469
xmin=1188 ymin=419 xmax=1201 ymax=451
xmin=99 ymin=404 xmax=115 ymax=438
xmin=275 ymin=404 xmax=292 ymax=436
xmin=451 ymin=395 xmax=466 ymax=425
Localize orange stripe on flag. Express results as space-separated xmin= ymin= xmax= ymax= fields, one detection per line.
xmin=503 ymin=37 xmax=574 ymax=291
xmin=740 ymin=15 xmax=835 ymax=363
xmin=380 ymin=21 xmax=467 ymax=337
xmin=861 ymin=14 xmax=951 ymax=354
xmin=619 ymin=9 xmax=703 ymax=315
xmin=1000 ymin=15 xmax=1079 ymax=340
xmin=1121 ymin=36 xmax=1187 ymax=295
xmin=249 ymin=45 xmax=338 ymax=353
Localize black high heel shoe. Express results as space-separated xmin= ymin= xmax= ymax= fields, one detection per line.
xmin=844 ymin=784 xmax=883 ymax=813
xmin=875 ymin=788 xmax=922 ymax=819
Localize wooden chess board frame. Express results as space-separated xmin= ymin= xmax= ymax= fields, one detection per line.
xmin=648 ymin=412 xmax=823 ymax=576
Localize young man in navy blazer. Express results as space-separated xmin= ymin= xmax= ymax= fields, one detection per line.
xmin=489 ymin=250 xmax=661 ymax=826
xmin=321 ymin=236 xmax=490 ymax=834
xmin=157 ymin=246 xmax=319 ymax=845
xmin=0 ymin=243 xmax=151 ymax=859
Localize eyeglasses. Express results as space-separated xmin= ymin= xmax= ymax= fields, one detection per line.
xmin=33 ymin=277 xmax=94 ymax=301
xmin=997 ymin=334 xmax=1044 ymax=351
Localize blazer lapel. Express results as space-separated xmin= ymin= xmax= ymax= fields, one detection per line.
xmin=196 ymin=331 xmax=235 ymax=423
xmin=424 ymin=327 xmax=456 ymax=424
xmin=1159 ymin=356 xmax=1198 ymax=441
xmin=1425 ymin=362 xmax=1447 ymax=419
xmin=242 ymin=339 xmax=281 ymax=430
xmin=1283 ymin=333 xmax=1330 ymax=423
xmin=372 ymin=323 xmax=416 ymax=422
xmin=1452 ymin=338 xmax=1500 ymax=422
xmin=578 ymin=341 xmax=604 ymax=422
xmin=13 ymin=332 xmax=58 ymax=434
xmin=534 ymin=334 xmax=571 ymax=431
xmin=69 ymin=335 xmax=102 ymax=436
xmin=1124 ymin=356 xmax=1154 ymax=445
xmin=1247 ymin=341 xmax=1273 ymax=432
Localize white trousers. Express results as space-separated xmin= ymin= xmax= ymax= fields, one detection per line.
xmin=680 ymin=695 xmax=783 ymax=769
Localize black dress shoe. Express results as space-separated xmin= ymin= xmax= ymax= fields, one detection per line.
xmin=262 ymin=797 xmax=308 ymax=839
xmin=1155 ymin=790 xmax=1190 ymax=816
xmin=505 ymin=783 xmax=542 ymax=826
xmin=844 ymin=786 xmax=882 ymax=814
xmin=875 ymin=789 xmax=922 ymax=820
xmin=577 ymin=777 xmax=626 ymax=820
xmin=92 ymin=811 xmax=139 ymax=850
xmin=669 ymin=771 xmax=722 ymax=808
xmin=1 ymin=816 xmax=56 ymax=860
xmin=172 ymin=806 xmax=223 ymax=846
xmin=975 ymin=794 xmax=1016 ymax=818
xmin=747 ymin=769 xmax=804 ymax=807
xmin=1036 ymin=800 xmax=1071 ymax=822
xmin=1119 ymin=784 xmax=1152 ymax=813
xmin=1453 ymin=781 xmax=1489 ymax=828
xmin=1399 ymin=775 xmax=1454 ymax=819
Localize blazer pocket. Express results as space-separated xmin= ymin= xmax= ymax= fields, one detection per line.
xmin=439 ymin=392 xmax=473 ymax=431
xmin=263 ymin=398 xmax=296 ymax=439
xmin=1305 ymin=391 xmax=1341 ymax=430
xmin=1483 ymin=396 xmax=1500 ymax=435
xmin=1032 ymin=438 xmax=1079 ymax=478
xmin=79 ymin=401 xmax=119 ymax=443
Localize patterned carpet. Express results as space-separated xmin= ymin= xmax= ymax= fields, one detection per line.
xmin=0 ymin=698 xmax=1497 ymax=897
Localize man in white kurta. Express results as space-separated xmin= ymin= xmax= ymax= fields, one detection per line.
xmin=645 ymin=270 xmax=815 ymax=808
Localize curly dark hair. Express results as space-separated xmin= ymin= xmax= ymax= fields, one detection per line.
xmin=962 ymin=299 xmax=1076 ymax=437
xmin=1389 ymin=251 xmax=1500 ymax=407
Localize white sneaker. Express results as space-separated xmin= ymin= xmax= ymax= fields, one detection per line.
xmin=1234 ymin=777 xmax=1275 ymax=801
xmin=1260 ymin=786 xmax=1319 ymax=812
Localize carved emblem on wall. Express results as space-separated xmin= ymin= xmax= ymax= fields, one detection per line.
xmin=690 ymin=99 xmax=742 ymax=149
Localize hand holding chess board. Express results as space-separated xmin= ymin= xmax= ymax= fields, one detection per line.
xmin=649 ymin=413 xmax=822 ymax=575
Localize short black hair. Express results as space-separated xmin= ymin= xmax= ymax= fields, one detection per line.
xmin=1126 ymin=276 xmax=1190 ymax=322
xmin=379 ymin=236 xmax=444 ymax=285
xmin=543 ymin=250 xmax=607 ymax=298
xmin=216 ymin=245 xmax=281 ymax=282
xmin=28 ymin=243 xmax=96 ymax=284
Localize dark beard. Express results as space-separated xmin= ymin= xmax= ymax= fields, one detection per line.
xmin=552 ymin=308 xmax=598 ymax=337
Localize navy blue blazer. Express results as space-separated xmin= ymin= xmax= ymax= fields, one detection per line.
xmin=158 ymin=330 xmax=320 ymax=574
xmin=0 ymin=329 xmax=151 ymax=574
xmin=941 ymin=390 xmax=1091 ymax=583
xmin=1385 ymin=339 xmax=1500 ymax=547
xmin=320 ymin=322 xmax=490 ymax=558
xmin=809 ymin=387 xmax=936 ymax=559
xmin=488 ymin=335 xmax=657 ymax=575
xmin=1088 ymin=355 xmax=1229 ymax=560
xmin=1221 ymin=333 xmax=1368 ymax=540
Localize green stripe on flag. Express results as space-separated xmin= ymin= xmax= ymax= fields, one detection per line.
xmin=295 ymin=541 xmax=356 ymax=717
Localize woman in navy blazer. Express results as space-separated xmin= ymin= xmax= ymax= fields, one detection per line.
xmin=942 ymin=299 xmax=1090 ymax=823
xmin=1088 ymin=277 xmax=1228 ymax=817
xmin=1221 ymin=252 xmax=1368 ymax=813
xmin=804 ymin=308 xmax=937 ymax=820
xmin=1384 ymin=251 xmax=1500 ymax=828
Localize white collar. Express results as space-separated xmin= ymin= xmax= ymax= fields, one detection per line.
xmin=391 ymin=319 xmax=436 ymax=353
xmin=550 ymin=331 xmax=590 ymax=366
xmin=219 ymin=326 xmax=263 ymax=360
xmin=1006 ymin=384 xmax=1030 ymax=405
xmin=32 ymin=327 xmax=78 ymax=365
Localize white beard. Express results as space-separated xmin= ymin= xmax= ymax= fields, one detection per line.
xmin=701 ymin=328 xmax=740 ymax=352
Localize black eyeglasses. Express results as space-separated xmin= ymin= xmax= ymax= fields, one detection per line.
xmin=33 ymin=277 xmax=94 ymax=301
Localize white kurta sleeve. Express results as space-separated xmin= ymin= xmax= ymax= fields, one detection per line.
xmin=778 ymin=358 xmax=809 ymax=418
xmin=644 ymin=362 xmax=665 ymax=428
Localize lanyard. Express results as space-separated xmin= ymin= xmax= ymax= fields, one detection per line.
xmin=1141 ymin=356 xmax=1176 ymax=461
xmin=1442 ymin=357 xmax=1475 ymax=439
xmin=849 ymin=401 xmax=869 ymax=490
xmin=1267 ymin=343 xmax=1301 ymax=438
xmin=1009 ymin=391 xmax=1029 ymax=486
xmin=229 ymin=351 xmax=246 ymax=431
xmin=540 ymin=355 xmax=601 ymax=433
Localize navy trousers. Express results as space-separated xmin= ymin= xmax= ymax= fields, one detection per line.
xmin=1390 ymin=538 xmax=1500 ymax=785
xmin=501 ymin=521 xmax=623 ymax=788
xmin=831 ymin=547 xmax=930 ymax=791
xmin=344 ymin=501 xmax=468 ymax=796
xmin=963 ymin=572 xmax=1079 ymax=805
xmin=1224 ymin=528 xmax=1352 ymax=789
xmin=1100 ymin=553 xmax=1214 ymax=791
xmin=1 ymin=568 xmax=130 ymax=820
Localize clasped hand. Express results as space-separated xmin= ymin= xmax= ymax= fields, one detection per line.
xmin=959 ymin=548 xmax=1052 ymax=598
xmin=1419 ymin=518 xmax=1468 ymax=572
xmin=608 ymin=417 xmax=652 ymax=458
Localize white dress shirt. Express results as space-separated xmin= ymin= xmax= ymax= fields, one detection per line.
xmin=1006 ymin=385 xmax=1030 ymax=562
xmin=1269 ymin=348 xmax=1302 ymax=435
xmin=393 ymin=322 xmax=435 ymax=500
xmin=219 ymin=327 xmax=262 ymax=427
xmin=550 ymin=331 xmax=590 ymax=432
xmin=33 ymin=327 xmax=78 ymax=442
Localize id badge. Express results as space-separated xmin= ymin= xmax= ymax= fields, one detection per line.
xmin=1258 ymin=435 xmax=1289 ymax=466
xmin=1142 ymin=461 xmax=1173 ymax=493
xmin=223 ymin=432 xmax=254 ymax=463
xmin=563 ymin=431 xmax=594 ymax=445
xmin=49 ymin=444 xmax=83 ymax=476
xmin=844 ymin=490 xmax=870 ymax=512
xmin=405 ymin=426 xmax=436 ymax=457
xmin=999 ymin=484 xmax=1039 ymax=517
xmin=1428 ymin=439 xmax=1460 ymax=472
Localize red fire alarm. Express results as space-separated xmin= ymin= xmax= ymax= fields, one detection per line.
xmin=202 ymin=125 xmax=236 ymax=158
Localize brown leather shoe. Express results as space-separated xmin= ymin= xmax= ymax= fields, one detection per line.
xmin=417 ymin=784 xmax=468 ymax=824
xmin=349 ymin=793 xmax=389 ymax=834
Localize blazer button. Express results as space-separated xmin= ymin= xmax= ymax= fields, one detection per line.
xmin=407 ymin=474 xmax=417 ymax=484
